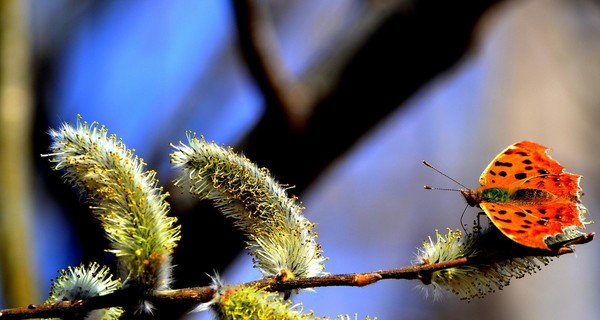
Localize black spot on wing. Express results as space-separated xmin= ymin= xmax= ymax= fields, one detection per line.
xmin=537 ymin=218 xmax=549 ymax=225
xmin=515 ymin=173 xmax=527 ymax=180
xmin=514 ymin=211 xmax=526 ymax=217
xmin=495 ymin=161 xmax=513 ymax=167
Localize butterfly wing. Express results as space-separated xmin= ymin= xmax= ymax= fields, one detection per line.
xmin=480 ymin=200 xmax=586 ymax=250
xmin=479 ymin=141 xmax=566 ymax=188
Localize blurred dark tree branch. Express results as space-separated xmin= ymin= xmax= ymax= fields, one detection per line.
xmin=233 ymin=0 xmax=416 ymax=130
xmin=234 ymin=0 xmax=505 ymax=192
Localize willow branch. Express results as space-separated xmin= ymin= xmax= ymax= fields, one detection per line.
xmin=0 ymin=258 xmax=466 ymax=319
xmin=0 ymin=244 xmax=584 ymax=320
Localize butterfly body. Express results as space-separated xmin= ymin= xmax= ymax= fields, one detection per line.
xmin=463 ymin=141 xmax=588 ymax=251
xmin=462 ymin=187 xmax=557 ymax=206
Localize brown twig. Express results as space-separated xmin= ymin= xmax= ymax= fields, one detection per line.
xmin=0 ymin=257 xmax=468 ymax=319
xmin=1 ymin=239 xmax=589 ymax=320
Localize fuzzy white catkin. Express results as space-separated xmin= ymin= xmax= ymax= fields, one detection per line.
xmin=194 ymin=274 xmax=317 ymax=319
xmin=414 ymin=228 xmax=552 ymax=301
xmin=46 ymin=262 xmax=123 ymax=320
xmin=170 ymin=133 xmax=327 ymax=281
xmin=44 ymin=117 xmax=181 ymax=296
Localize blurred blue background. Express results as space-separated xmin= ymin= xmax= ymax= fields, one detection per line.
xmin=1 ymin=0 xmax=599 ymax=319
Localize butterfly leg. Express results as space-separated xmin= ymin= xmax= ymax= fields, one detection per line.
xmin=473 ymin=211 xmax=491 ymax=235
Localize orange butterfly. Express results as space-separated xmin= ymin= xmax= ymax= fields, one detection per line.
xmin=427 ymin=141 xmax=593 ymax=251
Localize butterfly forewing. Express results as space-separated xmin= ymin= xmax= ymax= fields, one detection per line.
xmin=479 ymin=141 xmax=566 ymax=188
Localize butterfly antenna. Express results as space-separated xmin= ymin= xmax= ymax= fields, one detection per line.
xmin=423 ymin=185 xmax=463 ymax=192
xmin=422 ymin=160 xmax=469 ymax=190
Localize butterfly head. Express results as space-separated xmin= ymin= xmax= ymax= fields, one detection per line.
xmin=460 ymin=189 xmax=481 ymax=207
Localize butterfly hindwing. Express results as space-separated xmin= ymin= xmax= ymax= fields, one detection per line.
xmin=480 ymin=201 xmax=579 ymax=250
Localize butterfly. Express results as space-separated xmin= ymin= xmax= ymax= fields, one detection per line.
xmin=427 ymin=141 xmax=592 ymax=251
